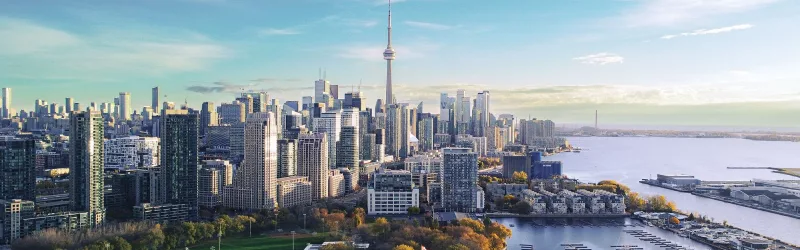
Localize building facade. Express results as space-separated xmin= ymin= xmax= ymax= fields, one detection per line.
xmin=159 ymin=109 xmax=199 ymax=219
xmin=104 ymin=136 xmax=159 ymax=169
xmin=297 ymin=133 xmax=329 ymax=201
xmin=276 ymin=176 xmax=312 ymax=208
xmin=441 ymin=148 xmax=480 ymax=212
xmin=224 ymin=112 xmax=278 ymax=210
xmin=69 ymin=111 xmax=106 ymax=227
xmin=367 ymin=170 xmax=419 ymax=215
xmin=0 ymin=137 xmax=36 ymax=201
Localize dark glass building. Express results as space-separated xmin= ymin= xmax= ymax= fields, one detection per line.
xmin=159 ymin=109 xmax=199 ymax=220
xmin=0 ymin=137 xmax=36 ymax=201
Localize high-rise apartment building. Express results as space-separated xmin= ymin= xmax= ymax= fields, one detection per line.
xmin=159 ymin=109 xmax=199 ymax=219
xmin=368 ymin=169 xmax=419 ymax=215
xmin=118 ymin=92 xmax=131 ymax=121
xmin=0 ymin=137 xmax=36 ymax=201
xmin=328 ymin=170 xmax=345 ymax=198
xmin=313 ymin=111 xmax=341 ymax=168
xmin=198 ymin=167 xmax=221 ymax=207
xmin=200 ymin=102 xmax=218 ymax=136
xmin=278 ymin=139 xmax=297 ymax=178
xmin=297 ymin=133 xmax=328 ymax=201
xmin=69 ymin=111 xmax=106 ymax=227
xmin=336 ymin=126 xmax=359 ymax=169
xmin=475 ymin=91 xmax=490 ymax=137
xmin=224 ymin=112 xmax=278 ymax=210
xmin=441 ymin=148 xmax=480 ymax=212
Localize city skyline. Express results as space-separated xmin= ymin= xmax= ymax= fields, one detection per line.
xmin=2 ymin=0 xmax=800 ymax=127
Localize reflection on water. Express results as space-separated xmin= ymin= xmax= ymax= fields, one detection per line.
xmin=496 ymin=217 xmax=711 ymax=250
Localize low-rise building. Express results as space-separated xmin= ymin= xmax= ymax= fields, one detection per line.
xmin=595 ymin=190 xmax=626 ymax=214
xmin=520 ymin=190 xmax=547 ymax=214
xmin=577 ymin=190 xmax=604 ymax=214
xmin=368 ymin=170 xmax=419 ymax=215
xmin=276 ymin=176 xmax=312 ymax=209
xmin=560 ymin=190 xmax=586 ymax=214
xmin=540 ymin=190 xmax=566 ymax=214
xmin=1 ymin=199 xmax=89 ymax=245
xmin=132 ymin=203 xmax=188 ymax=224
xmin=657 ymin=174 xmax=701 ymax=187
xmin=486 ymin=183 xmax=528 ymax=200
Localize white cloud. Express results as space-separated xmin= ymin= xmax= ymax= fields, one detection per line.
xmin=259 ymin=28 xmax=301 ymax=36
xmin=0 ymin=18 xmax=81 ymax=55
xmin=661 ymin=24 xmax=754 ymax=39
xmin=0 ymin=17 xmax=230 ymax=76
xmin=404 ymin=21 xmax=455 ymax=30
xmin=573 ymin=53 xmax=625 ymax=65
xmin=625 ymin=0 xmax=779 ymax=27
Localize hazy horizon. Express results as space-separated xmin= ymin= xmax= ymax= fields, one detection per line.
xmin=2 ymin=0 xmax=800 ymax=127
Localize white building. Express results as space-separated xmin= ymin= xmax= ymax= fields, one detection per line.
xmin=368 ymin=170 xmax=420 ymax=215
xmin=560 ymin=190 xmax=586 ymax=214
xmin=223 ymin=112 xmax=278 ymax=210
xmin=276 ymin=176 xmax=312 ymax=208
xmin=328 ymin=170 xmax=345 ymax=198
xmin=104 ymin=136 xmax=159 ymax=169
xmin=520 ymin=189 xmax=547 ymax=214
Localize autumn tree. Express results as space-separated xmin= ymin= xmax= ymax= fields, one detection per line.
xmin=393 ymin=244 xmax=415 ymax=250
xmin=670 ymin=217 xmax=680 ymax=225
xmin=512 ymin=171 xmax=528 ymax=183
xmin=458 ymin=218 xmax=485 ymax=233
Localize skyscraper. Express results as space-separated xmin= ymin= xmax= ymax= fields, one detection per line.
xmin=65 ymin=97 xmax=74 ymax=114
xmin=383 ymin=1 xmax=396 ymax=105
xmin=297 ymin=133 xmax=328 ymax=201
xmin=475 ymin=91 xmax=490 ymax=137
xmin=225 ymin=112 xmax=278 ymax=210
xmin=330 ymin=85 xmax=339 ymax=100
xmin=119 ymin=92 xmax=132 ymax=121
xmin=0 ymin=137 xmax=35 ymax=201
xmin=441 ymin=147 xmax=480 ymax=212
xmin=314 ymin=78 xmax=330 ymax=104
xmin=336 ymin=126 xmax=359 ymax=169
xmin=218 ymin=101 xmax=246 ymax=124
xmin=344 ymin=92 xmax=366 ymax=111
xmin=69 ymin=111 xmax=105 ymax=227
xmin=278 ymin=139 xmax=297 ymax=178
xmin=241 ymin=92 xmax=268 ymax=113
xmin=159 ymin=109 xmax=199 ymax=219
xmin=1 ymin=88 xmax=10 ymax=118
xmin=152 ymin=87 xmax=160 ymax=114
xmin=313 ymin=111 xmax=341 ymax=168
xmin=200 ymin=102 xmax=218 ymax=136
xmin=384 ymin=104 xmax=401 ymax=158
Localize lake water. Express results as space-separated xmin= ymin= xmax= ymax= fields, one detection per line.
xmin=502 ymin=136 xmax=800 ymax=248
xmin=495 ymin=218 xmax=712 ymax=250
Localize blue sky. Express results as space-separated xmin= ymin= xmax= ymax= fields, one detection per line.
xmin=2 ymin=0 xmax=800 ymax=128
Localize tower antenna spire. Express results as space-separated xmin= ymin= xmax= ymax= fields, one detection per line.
xmin=318 ymin=68 xmax=321 ymax=79
xmin=383 ymin=0 xmax=396 ymax=105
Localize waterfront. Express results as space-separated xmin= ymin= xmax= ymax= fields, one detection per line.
xmin=542 ymin=136 xmax=800 ymax=245
xmin=496 ymin=217 xmax=712 ymax=250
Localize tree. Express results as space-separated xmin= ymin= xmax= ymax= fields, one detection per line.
xmin=687 ymin=213 xmax=696 ymax=221
xmin=512 ymin=171 xmax=528 ymax=183
xmin=393 ymin=244 xmax=415 ymax=250
xmin=458 ymin=218 xmax=485 ymax=233
xmin=625 ymin=192 xmax=646 ymax=211
xmin=502 ymin=195 xmax=516 ymax=204
xmin=353 ymin=208 xmax=366 ymax=228
xmin=485 ymin=222 xmax=512 ymax=239
xmin=108 ymin=236 xmax=132 ymax=250
xmin=720 ymin=188 xmax=732 ymax=197
xmin=372 ymin=217 xmax=390 ymax=236
xmin=82 ymin=240 xmax=110 ymax=250
xmin=447 ymin=244 xmax=471 ymax=250
xmin=407 ymin=206 xmax=420 ymax=215
xmin=670 ymin=217 xmax=680 ymax=225
xmin=512 ymin=201 xmax=532 ymax=214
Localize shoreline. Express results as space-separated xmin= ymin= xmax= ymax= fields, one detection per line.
xmin=692 ymin=192 xmax=800 ymax=220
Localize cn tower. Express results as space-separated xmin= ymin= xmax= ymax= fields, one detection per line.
xmin=383 ymin=0 xmax=396 ymax=105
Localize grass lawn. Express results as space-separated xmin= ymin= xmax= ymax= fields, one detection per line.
xmin=189 ymin=233 xmax=326 ymax=250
